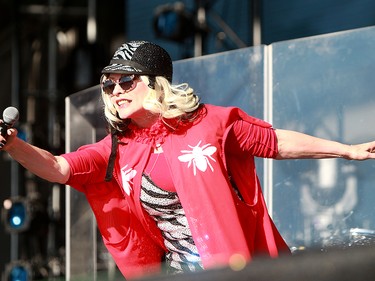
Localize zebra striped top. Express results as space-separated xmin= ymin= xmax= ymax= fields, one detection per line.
xmin=140 ymin=174 xmax=204 ymax=274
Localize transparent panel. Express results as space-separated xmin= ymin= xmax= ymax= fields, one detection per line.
xmin=65 ymin=85 xmax=110 ymax=280
xmin=272 ymin=26 xmax=375 ymax=251
xmin=174 ymin=45 xmax=265 ymax=115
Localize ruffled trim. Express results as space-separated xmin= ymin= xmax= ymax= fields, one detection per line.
xmin=118 ymin=105 xmax=206 ymax=146
xmin=126 ymin=120 xmax=170 ymax=147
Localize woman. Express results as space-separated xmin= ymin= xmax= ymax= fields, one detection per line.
xmin=2 ymin=41 xmax=375 ymax=279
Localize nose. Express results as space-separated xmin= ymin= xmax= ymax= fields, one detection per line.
xmin=111 ymin=83 xmax=123 ymax=96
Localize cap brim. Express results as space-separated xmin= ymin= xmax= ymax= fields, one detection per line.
xmin=101 ymin=64 xmax=142 ymax=74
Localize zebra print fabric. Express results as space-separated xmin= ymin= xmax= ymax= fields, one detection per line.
xmin=140 ymin=174 xmax=204 ymax=274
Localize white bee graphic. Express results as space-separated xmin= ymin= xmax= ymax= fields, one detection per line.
xmin=178 ymin=141 xmax=217 ymax=175
xmin=121 ymin=165 xmax=137 ymax=195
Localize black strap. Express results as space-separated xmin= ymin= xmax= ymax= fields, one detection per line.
xmin=105 ymin=129 xmax=118 ymax=182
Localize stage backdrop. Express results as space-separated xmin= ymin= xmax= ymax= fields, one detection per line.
xmin=65 ymin=25 xmax=375 ymax=280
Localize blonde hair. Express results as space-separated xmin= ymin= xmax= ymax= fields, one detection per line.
xmin=100 ymin=74 xmax=200 ymax=131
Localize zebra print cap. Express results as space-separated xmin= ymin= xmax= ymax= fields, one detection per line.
xmin=101 ymin=41 xmax=173 ymax=82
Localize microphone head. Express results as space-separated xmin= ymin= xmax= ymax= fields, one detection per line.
xmin=3 ymin=107 xmax=19 ymax=126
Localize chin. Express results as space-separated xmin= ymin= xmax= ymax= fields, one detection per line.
xmin=117 ymin=108 xmax=131 ymax=118
xmin=118 ymin=114 xmax=131 ymax=120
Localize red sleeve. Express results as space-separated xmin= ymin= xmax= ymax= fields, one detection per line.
xmin=228 ymin=120 xmax=278 ymax=158
xmin=61 ymin=136 xmax=111 ymax=191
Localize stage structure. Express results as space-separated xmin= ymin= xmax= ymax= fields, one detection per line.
xmin=65 ymin=26 xmax=375 ymax=280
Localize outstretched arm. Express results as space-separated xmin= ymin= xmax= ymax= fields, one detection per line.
xmin=1 ymin=128 xmax=70 ymax=184
xmin=275 ymin=129 xmax=375 ymax=161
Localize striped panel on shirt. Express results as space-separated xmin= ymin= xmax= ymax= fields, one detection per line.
xmin=140 ymin=174 xmax=203 ymax=274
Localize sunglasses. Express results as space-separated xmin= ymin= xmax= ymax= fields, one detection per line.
xmin=101 ymin=75 xmax=138 ymax=95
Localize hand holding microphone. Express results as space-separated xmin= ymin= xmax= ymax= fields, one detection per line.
xmin=0 ymin=106 xmax=19 ymax=148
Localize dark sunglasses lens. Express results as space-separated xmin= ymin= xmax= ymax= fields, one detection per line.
xmin=102 ymin=75 xmax=136 ymax=94
xmin=119 ymin=76 xmax=135 ymax=91
xmin=102 ymin=80 xmax=115 ymax=94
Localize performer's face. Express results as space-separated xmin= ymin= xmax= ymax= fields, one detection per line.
xmin=105 ymin=73 xmax=152 ymax=126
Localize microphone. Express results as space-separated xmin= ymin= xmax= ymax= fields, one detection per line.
xmin=0 ymin=106 xmax=19 ymax=139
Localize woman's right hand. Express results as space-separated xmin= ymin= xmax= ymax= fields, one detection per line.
xmin=0 ymin=120 xmax=17 ymax=151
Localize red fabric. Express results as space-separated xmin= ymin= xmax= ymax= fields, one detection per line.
xmin=144 ymin=152 xmax=175 ymax=192
xmin=62 ymin=104 xmax=290 ymax=279
xmin=63 ymin=139 xmax=165 ymax=279
xmin=160 ymin=105 xmax=289 ymax=267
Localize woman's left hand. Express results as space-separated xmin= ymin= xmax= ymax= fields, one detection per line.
xmin=345 ymin=141 xmax=375 ymax=161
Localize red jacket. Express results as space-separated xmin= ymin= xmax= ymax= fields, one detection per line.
xmin=63 ymin=104 xmax=290 ymax=279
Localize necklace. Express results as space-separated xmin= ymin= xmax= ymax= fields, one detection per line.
xmin=146 ymin=144 xmax=163 ymax=177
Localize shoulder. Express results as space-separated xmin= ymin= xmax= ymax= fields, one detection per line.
xmin=77 ymin=134 xmax=112 ymax=152
xmin=201 ymin=104 xmax=272 ymax=128
xmin=62 ymin=134 xmax=112 ymax=162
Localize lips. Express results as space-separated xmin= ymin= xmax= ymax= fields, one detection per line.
xmin=116 ymin=99 xmax=131 ymax=107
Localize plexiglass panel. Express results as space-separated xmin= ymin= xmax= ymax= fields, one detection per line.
xmin=174 ymin=45 xmax=265 ymax=116
xmin=65 ymin=85 xmax=109 ymax=280
xmin=271 ymin=26 xmax=375 ymax=250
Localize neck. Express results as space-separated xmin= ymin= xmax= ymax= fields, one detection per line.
xmin=131 ymin=113 xmax=160 ymax=128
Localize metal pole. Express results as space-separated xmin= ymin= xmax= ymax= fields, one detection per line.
xmin=194 ymin=4 xmax=206 ymax=57
xmin=87 ymin=0 xmax=97 ymax=44
xmin=10 ymin=0 xmax=21 ymax=263
xmin=48 ymin=0 xmax=58 ymax=149
xmin=252 ymin=0 xmax=262 ymax=46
